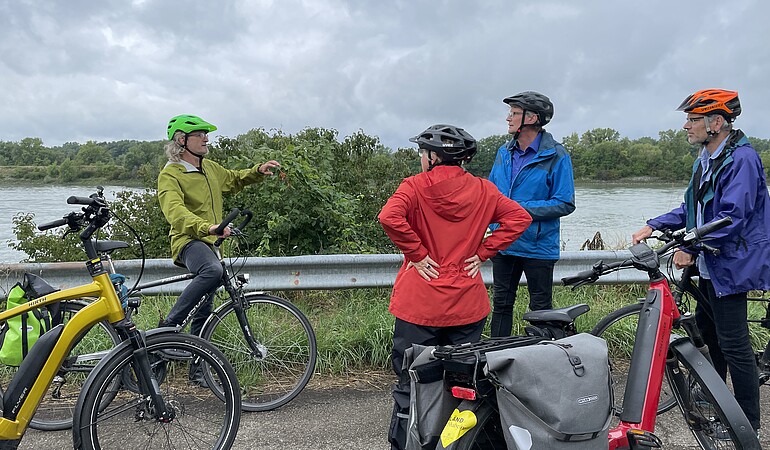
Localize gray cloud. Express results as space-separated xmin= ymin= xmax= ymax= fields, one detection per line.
xmin=1 ymin=0 xmax=768 ymax=151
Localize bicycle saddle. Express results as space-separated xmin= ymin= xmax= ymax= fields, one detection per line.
xmin=522 ymin=303 xmax=590 ymax=324
xmin=94 ymin=240 xmax=130 ymax=253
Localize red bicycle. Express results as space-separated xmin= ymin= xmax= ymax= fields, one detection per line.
xmin=431 ymin=217 xmax=760 ymax=449
xmin=563 ymin=216 xmax=759 ymax=449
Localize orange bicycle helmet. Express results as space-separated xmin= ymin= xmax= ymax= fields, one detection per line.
xmin=676 ymin=89 xmax=741 ymax=121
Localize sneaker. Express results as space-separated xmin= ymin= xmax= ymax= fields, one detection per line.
xmin=157 ymin=348 xmax=192 ymax=359
xmin=710 ymin=423 xmax=731 ymax=441
xmin=188 ymin=362 xmax=209 ymax=388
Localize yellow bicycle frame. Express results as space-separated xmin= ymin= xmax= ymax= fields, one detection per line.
xmin=0 ymin=265 xmax=125 ymax=440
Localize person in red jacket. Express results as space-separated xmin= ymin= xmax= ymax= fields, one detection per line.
xmin=378 ymin=124 xmax=532 ymax=450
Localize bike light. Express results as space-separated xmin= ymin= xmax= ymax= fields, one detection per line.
xmin=450 ymin=386 xmax=477 ymax=400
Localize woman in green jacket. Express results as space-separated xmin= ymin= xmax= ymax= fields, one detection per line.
xmin=157 ymin=114 xmax=280 ymax=347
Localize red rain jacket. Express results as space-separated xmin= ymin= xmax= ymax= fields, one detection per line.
xmin=379 ymin=165 xmax=532 ymax=326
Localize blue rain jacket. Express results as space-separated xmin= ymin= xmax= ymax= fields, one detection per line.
xmin=488 ymin=131 xmax=575 ymax=260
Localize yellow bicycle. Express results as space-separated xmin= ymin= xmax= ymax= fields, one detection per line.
xmin=0 ymin=190 xmax=241 ymax=450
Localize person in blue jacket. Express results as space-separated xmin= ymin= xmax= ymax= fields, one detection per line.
xmin=488 ymin=91 xmax=575 ymax=337
xmin=632 ymin=89 xmax=770 ymax=434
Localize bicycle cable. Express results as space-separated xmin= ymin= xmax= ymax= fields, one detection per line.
xmin=108 ymin=205 xmax=146 ymax=299
xmin=225 ymin=228 xmax=249 ymax=284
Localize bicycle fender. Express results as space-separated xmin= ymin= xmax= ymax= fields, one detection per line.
xmin=668 ymin=337 xmax=760 ymax=449
xmin=71 ymin=328 xmax=200 ymax=449
xmin=436 ymin=399 xmax=486 ymax=449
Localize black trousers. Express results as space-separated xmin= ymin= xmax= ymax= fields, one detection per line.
xmin=696 ymin=279 xmax=760 ymax=430
xmin=388 ymin=317 xmax=486 ymax=450
xmin=490 ymin=253 xmax=556 ymax=337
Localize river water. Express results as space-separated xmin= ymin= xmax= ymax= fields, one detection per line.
xmin=0 ymin=184 xmax=146 ymax=263
xmin=0 ymin=183 xmax=687 ymax=263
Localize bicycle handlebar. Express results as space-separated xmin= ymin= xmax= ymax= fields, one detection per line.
xmin=235 ymin=210 xmax=253 ymax=232
xmin=67 ymin=195 xmax=107 ymax=208
xmin=38 ymin=217 xmax=70 ymax=231
xmin=562 ymin=216 xmax=733 ymax=288
xmin=214 ymin=208 xmax=241 ymax=236
xmin=560 ymin=267 xmax=604 ymax=287
xmin=683 ymin=215 xmax=732 ymax=244
xmin=213 ymin=208 xmax=253 ymax=247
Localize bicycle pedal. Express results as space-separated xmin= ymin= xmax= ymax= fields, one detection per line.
xmin=626 ymin=429 xmax=662 ymax=449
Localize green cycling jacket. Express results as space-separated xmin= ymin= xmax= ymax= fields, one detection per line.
xmin=157 ymin=159 xmax=264 ymax=263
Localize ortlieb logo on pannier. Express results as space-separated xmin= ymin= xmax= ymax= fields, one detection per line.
xmin=0 ymin=273 xmax=59 ymax=366
xmin=485 ymin=333 xmax=612 ymax=449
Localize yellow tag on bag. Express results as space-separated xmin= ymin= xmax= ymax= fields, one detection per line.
xmin=439 ymin=408 xmax=477 ymax=447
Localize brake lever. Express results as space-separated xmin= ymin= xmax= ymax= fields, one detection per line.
xmin=699 ymin=242 xmax=721 ymax=256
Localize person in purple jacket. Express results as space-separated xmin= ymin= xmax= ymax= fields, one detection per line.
xmin=632 ymin=89 xmax=770 ymax=434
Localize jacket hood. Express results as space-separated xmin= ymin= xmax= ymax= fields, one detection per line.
xmin=408 ymin=166 xmax=478 ymax=222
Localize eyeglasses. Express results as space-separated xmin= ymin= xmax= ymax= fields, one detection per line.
xmin=685 ymin=117 xmax=705 ymax=124
xmin=188 ymin=131 xmax=208 ymax=138
xmin=507 ymin=110 xmax=525 ymax=119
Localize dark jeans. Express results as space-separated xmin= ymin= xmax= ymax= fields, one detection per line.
xmin=490 ymin=254 xmax=556 ymax=337
xmin=164 ymin=240 xmax=223 ymax=336
xmin=696 ymin=279 xmax=760 ymax=430
xmin=389 ymin=317 xmax=485 ymax=450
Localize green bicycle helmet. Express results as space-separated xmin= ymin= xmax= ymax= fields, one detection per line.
xmin=166 ymin=114 xmax=217 ymax=140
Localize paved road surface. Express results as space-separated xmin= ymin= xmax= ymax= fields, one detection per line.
xmin=16 ymin=381 xmax=770 ymax=449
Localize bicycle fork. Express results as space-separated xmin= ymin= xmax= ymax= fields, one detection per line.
xmin=115 ymin=321 xmax=174 ymax=422
xmin=222 ymin=280 xmax=267 ymax=360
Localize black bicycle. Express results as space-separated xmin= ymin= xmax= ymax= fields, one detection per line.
xmin=26 ymin=203 xmax=317 ymax=431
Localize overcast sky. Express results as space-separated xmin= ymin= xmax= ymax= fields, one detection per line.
xmin=2 ymin=0 xmax=768 ymax=151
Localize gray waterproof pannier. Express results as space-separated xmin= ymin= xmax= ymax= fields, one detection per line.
xmin=404 ymin=344 xmax=460 ymax=450
xmin=485 ymin=333 xmax=612 ymax=450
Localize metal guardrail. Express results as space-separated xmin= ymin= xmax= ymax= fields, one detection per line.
xmin=0 ymin=251 xmax=669 ymax=297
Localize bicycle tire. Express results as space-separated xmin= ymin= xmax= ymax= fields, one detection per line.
xmin=667 ymin=340 xmax=761 ymax=449
xmin=441 ymin=401 xmax=507 ymax=450
xmin=201 ymin=293 xmax=317 ymax=411
xmin=73 ymin=331 xmax=241 ymax=450
xmin=26 ymin=300 xmax=122 ymax=431
xmin=590 ymin=302 xmax=677 ymax=418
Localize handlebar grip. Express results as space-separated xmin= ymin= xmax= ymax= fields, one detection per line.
xmin=38 ymin=218 xmax=69 ymax=231
xmin=561 ymin=269 xmax=597 ymax=286
xmin=67 ymin=195 xmax=95 ymax=205
xmin=235 ymin=210 xmax=253 ymax=231
xmin=214 ymin=208 xmax=240 ymax=235
xmin=685 ymin=216 xmax=733 ymax=243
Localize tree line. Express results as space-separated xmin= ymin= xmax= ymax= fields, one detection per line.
xmin=5 ymin=127 xmax=770 ymax=263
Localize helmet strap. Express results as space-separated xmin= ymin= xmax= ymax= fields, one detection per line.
xmin=181 ymin=134 xmax=206 ymax=161
xmin=702 ymin=116 xmax=722 ymax=146
xmin=512 ymin=110 xmax=541 ymax=142
xmin=427 ymin=149 xmax=436 ymax=171
xmin=511 ymin=111 xmax=525 ymax=142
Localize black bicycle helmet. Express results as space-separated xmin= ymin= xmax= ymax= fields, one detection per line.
xmin=409 ymin=124 xmax=477 ymax=164
xmin=503 ymin=91 xmax=554 ymax=126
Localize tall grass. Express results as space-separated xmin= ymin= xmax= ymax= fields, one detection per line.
xmin=10 ymin=285 xmax=765 ymax=384
xmin=279 ymin=284 xmax=653 ymax=377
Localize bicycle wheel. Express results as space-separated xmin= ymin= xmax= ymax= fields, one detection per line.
xmin=442 ymin=401 xmax=507 ymax=450
xmin=667 ymin=347 xmax=759 ymax=449
xmin=201 ymin=293 xmax=317 ymax=411
xmin=74 ymin=331 xmax=241 ymax=450
xmin=28 ymin=299 xmax=122 ymax=431
xmin=590 ymin=303 xmax=677 ymax=418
